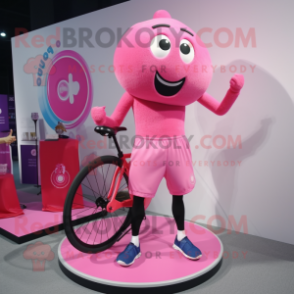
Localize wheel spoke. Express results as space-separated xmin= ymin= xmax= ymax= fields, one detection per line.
xmin=102 ymin=164 xmax=111 ymax=197
xmin=104 ymin=217 xmax=109 ymax=240
xmin=85 ymin=176 xmax=98 ymax=200
xmin=93 ymin=166 xmax=102 ymax=197
xmin=118 ymin=182 xmax=127 ymax=191
xmin=81 ymin=183 xmax=100 ymax=198
xmin=74 ymin=191 xmax=96 ymax=204
xmin=100 ymin=165 xmax=106 ymax=196
xmin=79 ymin=208 xmax=98 ymax=240
xmin=93 ymin=216 xmax=103 ymax=245
xmin=86 ymin=216 xmax=100 ymax=244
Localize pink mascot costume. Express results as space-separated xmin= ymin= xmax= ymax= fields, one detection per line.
xmin=91 ymin=10 xmax=244 ymax=266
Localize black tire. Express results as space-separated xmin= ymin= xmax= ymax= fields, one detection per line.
xmin=63 ymin=155 xmax=132 ymax=253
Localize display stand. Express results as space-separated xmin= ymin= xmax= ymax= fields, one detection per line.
xmin=40 ymin=139 xmax=82 ymax=212
xmin=32 ymin=119 xmax=41 ymax=194
xmin=58 ymin=215 xmax=223 ymax=293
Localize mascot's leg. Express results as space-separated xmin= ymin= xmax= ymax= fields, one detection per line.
xmin=172 ymin=195 xmax=203 ymax=260
xmin=172 ymin=195 xmax=186 ymax=240
xmin=116 ymin=196 xmax=144 ymax=266
xmin=131 ymin=196 xmax=145 ymax=246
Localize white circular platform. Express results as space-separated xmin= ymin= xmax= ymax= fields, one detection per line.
xmin=58 ymin=215 xmax=223 ymax=293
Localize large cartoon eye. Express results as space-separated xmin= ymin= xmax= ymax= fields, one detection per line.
xmin=150 ymin=35 xmax=171 ymax=59
xmin=179 ymin=39 xmax=194 ymax=64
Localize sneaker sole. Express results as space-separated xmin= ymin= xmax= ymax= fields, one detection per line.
xmin=117 ymin=252 xmax=141 ymax=267
xmin=173 ymin=244 xmax=202 ymax=260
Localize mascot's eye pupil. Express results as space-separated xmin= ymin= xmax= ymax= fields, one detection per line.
xmin=180 ymin=43 xmax=190 ymax=55
xmin=159 ymin=39 xmax=170 ymax=51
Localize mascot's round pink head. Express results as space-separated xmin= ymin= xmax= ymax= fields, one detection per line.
xmin=114 ymin=10 xmax=212 ymax=106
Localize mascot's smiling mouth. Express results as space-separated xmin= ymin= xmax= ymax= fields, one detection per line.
xmin=154 ymin=71 xmax=185 ymax=96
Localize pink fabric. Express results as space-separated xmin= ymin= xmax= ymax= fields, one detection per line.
xmin=132 ymin=98 xmax=186 ymax=137
xmin=128 ymin=136 xmax=195 ymax=197
xmin=0 ymin=174 xmax=23 ymax=219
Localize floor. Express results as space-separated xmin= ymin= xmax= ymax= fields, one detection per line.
xmin=0 ymin=161 xmax=294 ymax=294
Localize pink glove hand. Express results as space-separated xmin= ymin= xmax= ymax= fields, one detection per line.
xmin=229 ymin=74 xmax=244 ymax=93
xmin=91 ymin=106 xmax=106 ymax=125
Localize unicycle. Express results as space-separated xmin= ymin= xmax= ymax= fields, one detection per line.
xmin=63 ymin=126 xmax=151 ymax=253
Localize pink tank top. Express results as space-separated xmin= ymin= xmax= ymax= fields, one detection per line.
xmin=132 ymin=98 xmax=186 ymax=137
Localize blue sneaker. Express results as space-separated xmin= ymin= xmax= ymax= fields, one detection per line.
xmin=116 ymin=243 xmax=141 ymax=266
xmin=173 ymin=236 xmax=202 ymax=260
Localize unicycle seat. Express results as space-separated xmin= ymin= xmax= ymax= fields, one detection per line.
xmin=94 ymin=126 xmax=127 ymax=137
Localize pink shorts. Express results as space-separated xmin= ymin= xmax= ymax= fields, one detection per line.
xmin=128 ymin=136 xmax=195 ymax=198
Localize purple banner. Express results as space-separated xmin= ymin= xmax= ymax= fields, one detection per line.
xmin=0 ymin=132 xmax=11 ymax=174
xmin=21 ymin=145 xmax=37 ymax=184
xmin=0 ymin=94 xmax=9 ymax=132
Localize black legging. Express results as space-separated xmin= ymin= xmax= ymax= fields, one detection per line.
xmin=131 ymin=195 xmax=185 ymax=236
